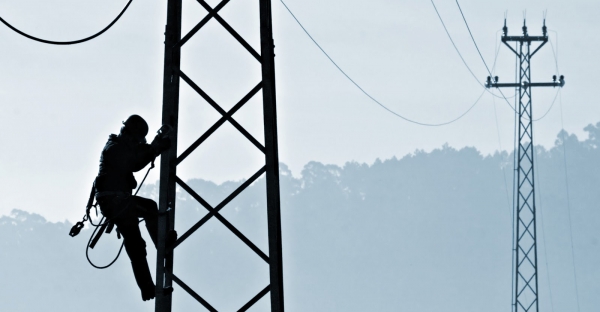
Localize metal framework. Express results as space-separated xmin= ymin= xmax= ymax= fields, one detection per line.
xmin=486 ymin=20 xmax=564 ymax=312
xmin=155 ymin=0 xmax=284 ymax=311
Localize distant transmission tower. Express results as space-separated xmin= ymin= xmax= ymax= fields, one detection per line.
xmin=486 ymin=19 xmax=564 ymax=312
xmin=155 ymin=0 xmax=284 ymax=311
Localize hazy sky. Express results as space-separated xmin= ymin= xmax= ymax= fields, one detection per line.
xmin=0 ymin=0 xmax=598 ymax=222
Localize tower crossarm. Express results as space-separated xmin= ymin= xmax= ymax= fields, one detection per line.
xmin=485 ymin=76 xmax=565 ymax=89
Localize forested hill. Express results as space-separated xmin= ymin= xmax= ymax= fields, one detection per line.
xmin=2 ymin=123 xmax=600 ymax=312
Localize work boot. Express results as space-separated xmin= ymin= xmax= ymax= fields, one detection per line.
xmin=131 ymin=260 xmax=156 ymax=301
xmin=142 ymin=285 xmax=156 ymax=301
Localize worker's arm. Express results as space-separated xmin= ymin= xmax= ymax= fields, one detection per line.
xmin=129 ymin=135 xmax=172 ymax=172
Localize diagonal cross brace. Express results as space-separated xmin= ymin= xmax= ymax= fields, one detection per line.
xmin=174 ymin=168 xmax=269 ymax=263
xmin=172 ymin=274 xmax=218 ymax=312
xmin=196 ymin=0 xmax=261 ymax=62
xmin=179 ymin=70 xmax=266 ymax=153
xmin=238 ymin=285 xmax=271 ymax=312
xmin=176 ymin=80 xmax=263 ymax=165
xmin=175 ymin=0 xmax=230 ymax=49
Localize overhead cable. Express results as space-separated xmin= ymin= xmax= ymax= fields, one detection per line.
xmin=454 ymin=0 xmax=516 ymax=112
xmin=280 ymin=0 xmax=484 ymax=127
xmin=533 ymin=36 xmax=560 ymax=122
xmin=532 ymin=139 xmax=556 ymax=312
xmin=0 ymin=0 xmax=133 ymax=45
xmin=559 ymin=93 xmax=582 ymax=312
xmin=455 ymin=1 xmax=561 ymax=122
xmin=429 ymin=0 xmax=511 ymax=101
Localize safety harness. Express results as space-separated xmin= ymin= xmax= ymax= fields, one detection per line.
xmin=69 ymin=161 xmax=155 ymax=269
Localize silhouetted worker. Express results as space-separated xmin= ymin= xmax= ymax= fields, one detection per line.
xmin=94 ymin=115 xmax=171 ymax=301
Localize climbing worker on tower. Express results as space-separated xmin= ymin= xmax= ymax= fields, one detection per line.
xmin=94 ymin=115 xmax=172 ymax=301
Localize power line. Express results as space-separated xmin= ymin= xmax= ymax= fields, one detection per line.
xmin=455 ymin=1 xmax=492 ymax=75
xmin=532 ymin=140 xmax=556 ymax=312
xmin=454 ymin=0 xmax=516 ymax=112
xmin=533 ymin=87 xmax=560 ymax=122
xmin=0 ymin=0 xmax=133 ymax=45
xmin=429 ymin=0 xmax=510 ymax=101
xmin=533 ymin=36 xmax=560 ymax=122
xmin=279 ymin=0 xmax=485 ymax=127
xmin=455 ymin=2 xmax=560 ymax=123
xmin=559 ymin=93 xmax=582 ymax=312
xmin=489 ymin=32 xmax=512 ymax=229
xmin=491 ymin=95 xmax=512 ymax=219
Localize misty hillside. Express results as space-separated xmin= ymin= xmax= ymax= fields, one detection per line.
xmin=2 ymin=123 xmax=600 ymax=311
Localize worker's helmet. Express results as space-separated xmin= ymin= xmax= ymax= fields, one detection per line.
xmin=122 ymin=115 xmax=149 ymax=139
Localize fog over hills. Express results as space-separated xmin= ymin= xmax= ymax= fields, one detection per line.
xmin=2 ymin=123 xmax=600 ymax=311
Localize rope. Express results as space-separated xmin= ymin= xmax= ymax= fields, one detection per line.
xmin=86 ymin=216 xmax=126 ymax=269
xmin=279 ymin=0 xmax=485 ymax=127
xmin=0 ymin=0 xmax=133 ymax=45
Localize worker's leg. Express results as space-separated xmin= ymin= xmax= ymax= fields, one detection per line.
xmin=103 ymin=196 xmax=154 ymax=301
xmin=117 ymin=218 xmax=155 ymax=301
xmin=98 ymin=195 xmax=156 ymax=301
xmin=126 ymin=196 xmax=176 ymax=297
xmin=130 ymin=196 xmax=159 ymax=247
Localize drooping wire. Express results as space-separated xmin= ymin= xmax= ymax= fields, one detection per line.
xmin=549 ymin=30 xmax=560 ymax=73
xmin=454 ymin=0 xmax=516 ymax=112
xmin=488 ymin=33 xmax=513 ymax=300
xmin=455 ymin=1 xmax=492 ymax=75
xmin=429 ymin=0 xmax=511 ymax=101
xmin=533 ymin=86 xmax=560 ymax=122
xmin=490 ymin=33 xmax=512 ymax=222
xmin=533 ymin=34 xmax=560 ymax=122
xmin=532 ymin=132 xmax=556 ymax=312
xmin=559 ymin=93 xmax=582 ymax=312
xmin=491 ymin=95 xmax=516 ymax=309
xmin=0 ymin=0 xmax=133 ymax=45
xmin=492 ymin=97 xmax=512 ymax=217
xmin=279 ymin=0 xmax=485 ymax=127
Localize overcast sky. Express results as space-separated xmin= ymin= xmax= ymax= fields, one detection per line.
xmin=0 ymin=0 xmax=597 ymax=222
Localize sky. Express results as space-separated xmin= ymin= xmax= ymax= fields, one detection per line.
xmin=0 ymin=0 xmax=598 ymax=222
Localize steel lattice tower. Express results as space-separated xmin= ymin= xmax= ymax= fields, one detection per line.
xmin=486 ymin=19 xmax=564 ymax=312
xmin=155 ymin=0 xmax=284 ymax=311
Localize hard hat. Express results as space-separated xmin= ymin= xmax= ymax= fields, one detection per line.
xmin=122 ymin=115 xmax=149 ymax=138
